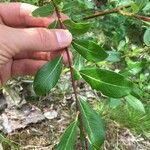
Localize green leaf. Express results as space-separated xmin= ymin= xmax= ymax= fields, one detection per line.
xmin=77 ymin=0 xmax=94 ymax=9
xmin=80 ymin=68 xmax=133 ymax=98
xmin=32 ymin=4 xmax=54 ymax=17
xmin=74 ymin=54 xmax=85 ymax=71
xmin=48 ymin=20 xmax=58 ymax=29
xmin=131 ymin=3 xmax=140 ymax=13
xmin=79 ymin=129 xmax=94 ymax=150
xmin=126 ymin=95 xmax=145 ymax=113
xmin=72 ymin=39 xmax=108 ymax=62
xmin=106 ymin=51 xmax=121 ymax=63
xmin=54 ymin=0 xmax=62 ymax=4
xmin=56 ymin=119 xmax=78 ymax=150
xmin=143 ymin=2 xmax=150 ymax=12
xmin=63 ymin=20 xmax=91 ymax=36
xmin=73 ymin=55 xmax=84 ymax=81
xmin=135 ymin=0 xmax=148 ymax=11
xmin=131 ymin=84 xmax=142 ymax=99
xmin=144 ymin=28 xmax=150 ymax=46
xmin=73 ymin=68 xmax=81 ymax=81
xmin=79 ymin=98 xmax=105 ymax=149
xmin=109 ymin=98 xmax=122 ymax=109
xmin=33 ymin=56 xmax=63 ymax=96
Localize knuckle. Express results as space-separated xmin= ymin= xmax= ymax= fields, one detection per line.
xmin=35 ymin=28 xmax=51 ymax=50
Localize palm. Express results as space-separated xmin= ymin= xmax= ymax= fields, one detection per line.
xmin=0 ymin=3 xmax=71 ymax=85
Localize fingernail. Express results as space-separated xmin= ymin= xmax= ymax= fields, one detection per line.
xmin=55 ymin=30 xmax=72 ymax=48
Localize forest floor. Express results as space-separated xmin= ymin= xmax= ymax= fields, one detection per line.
xmin=0 ymin=75 xmax=150 ymax=150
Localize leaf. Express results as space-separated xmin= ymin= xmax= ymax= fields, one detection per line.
xmin=33 ymin=56 xmax=63 ymax=96
xmin=73 ymin=68 xmax=81 ymax=81
xmin=74 ymin=54 xmax=85 ymax=71
xmin=79 ymin=98 xmax=105 ymax=149
xmin=77 ymin=0 xmax=94 ymax=9
xmin=126 ymin=95 xmax=145 ymax=113
xmin=135 ymin=0 xmax=148 ymax=11
xmin=48 ymin=20 xmax=58 ymax=29
xmin=143 ymin=2 xmax=150 ymax=12
xmin=109 ymin=98 xmax=122 ymax=109
xmin=131 ymin=84 xmax=142 ymax=99
xmin=73 ymin=55 xmax=85 ymax=81
xmin=54 ymin=0 xmax=62 ymax=4
xmin=80 ymin=68 xmax=133 ymax=98
xmin=63 ymin=20 xmax=91 ymax=36
xmin=72 ymin=39 xmax=108 ymax=62
xmin=56 ymin=118 xmax=78 ymax=150
xmin=32 ymin=4 xmax=54 ymax=17
xmin=144 ymin=28 xmax=150 ymax=46
xmin=106 ymin=51 xmax=121 ymax=62
xmin=79 ymin=129 xmax=94 ymax=150
xmin=131 ymin=3 xmax=140 ymax=13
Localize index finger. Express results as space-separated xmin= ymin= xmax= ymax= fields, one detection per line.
xmin=0 ymin=3 xmax=68 ymax=28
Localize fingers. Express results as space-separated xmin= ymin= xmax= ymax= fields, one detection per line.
xmin=0 ymin=25 xmax=72 ymax=54
xmin=0 ymin=59 xmax=46 ymax=85
xmin=17 ymin=28 xmax=72 ymax=52
xmin=14 ymin=50 xmax=72 ymax=64
xmin=0 ymin=3 xmax=68 ymax=27
xmin=11 ymin=59 xmax=47 ymax=76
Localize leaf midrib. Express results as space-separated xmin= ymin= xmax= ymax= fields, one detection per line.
xmin=64 ymin=121 xmax=77 ymax=149
xmin=35 ymin=56 xmax=62 ymax=88
xmin=73 ymin=41 xmax=101 ymax=55
xmin=80 ymin=72 xmax=129 ymax=89
xmin=80 ymin=101 xmax=100 ymax=149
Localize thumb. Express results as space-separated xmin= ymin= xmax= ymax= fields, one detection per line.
xmin=0 ymin=25 xmax=72 ymax=54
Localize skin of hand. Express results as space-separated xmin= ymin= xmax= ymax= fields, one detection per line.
xmin=0 ymin=3 xmax=72 ymax=86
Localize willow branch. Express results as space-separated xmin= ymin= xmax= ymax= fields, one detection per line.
xmin=83 ymin=3 xmax=150 ymax=22
xmin=51 ymin=0 xmax=89 ymax=149
xmin=119 ymin=10 xmax=150 ymax=22
xmin=83 ymin=4 xmax=131 ymax=20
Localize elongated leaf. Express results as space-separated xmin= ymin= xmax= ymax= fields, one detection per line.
xmin=79 ymin=98 xmax=105 ymax=149
xmin=73 ymin=55 xmax=85 ymax=81
xmin=33 ymin=56 xmax=63 ymax=96
xmin=57 ymin=119 xmax=78 ymax=150
xmin=135 ymin=0 xmax=148 ymax=10
xmin=72 ymin=39 xmax=108 ymax=62
xmin=80 ymin=68 xmax=133 ymax=98
xmin=63 ymin=20 xmax=91 ymax=36
xmin=144 ymin=28 xmax=150 ymax=46
xmin=48 ymin=20 xmax=58 ymax=29
xmin=126 ymin=95 xmax=145 ymax=113
xmin=32 ymin=4 xmax=54 ymax=17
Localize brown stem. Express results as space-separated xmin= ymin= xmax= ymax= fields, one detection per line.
xmin=51 ymin=0 xmax=89 ymax=149
xmin=134 ymin=15 xmax=150 ymax=22
xmin=83 ymin=4 xmax=131 ymax=20
xmin=83 ymin=3 xmax=150 ymax=22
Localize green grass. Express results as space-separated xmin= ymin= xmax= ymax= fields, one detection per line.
xmin=0 ymin=134 xmax=21 ymax=150
xmin=94 ymin=100 xmax=150 ymax=138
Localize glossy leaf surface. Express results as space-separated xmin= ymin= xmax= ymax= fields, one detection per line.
xmin=34 ymin=56 xmax=63 ymax=96
xmin=32 ymin=4 xmax=54 ymax=17
xmin=80 ymin=68 xmax=133 ymax=98
xmin=57 ymin=119 xmax=78 ymax=150
xmin=63 ymin=19 xmax=91 ymax=36
xmin=79 ymin=98 xmax=105 ymax=149
xmin=72 ymin=39 xmax=108 ymax=62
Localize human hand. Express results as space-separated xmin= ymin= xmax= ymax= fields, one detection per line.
xmin=0 ymin=3 xmax=72 ymax=85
